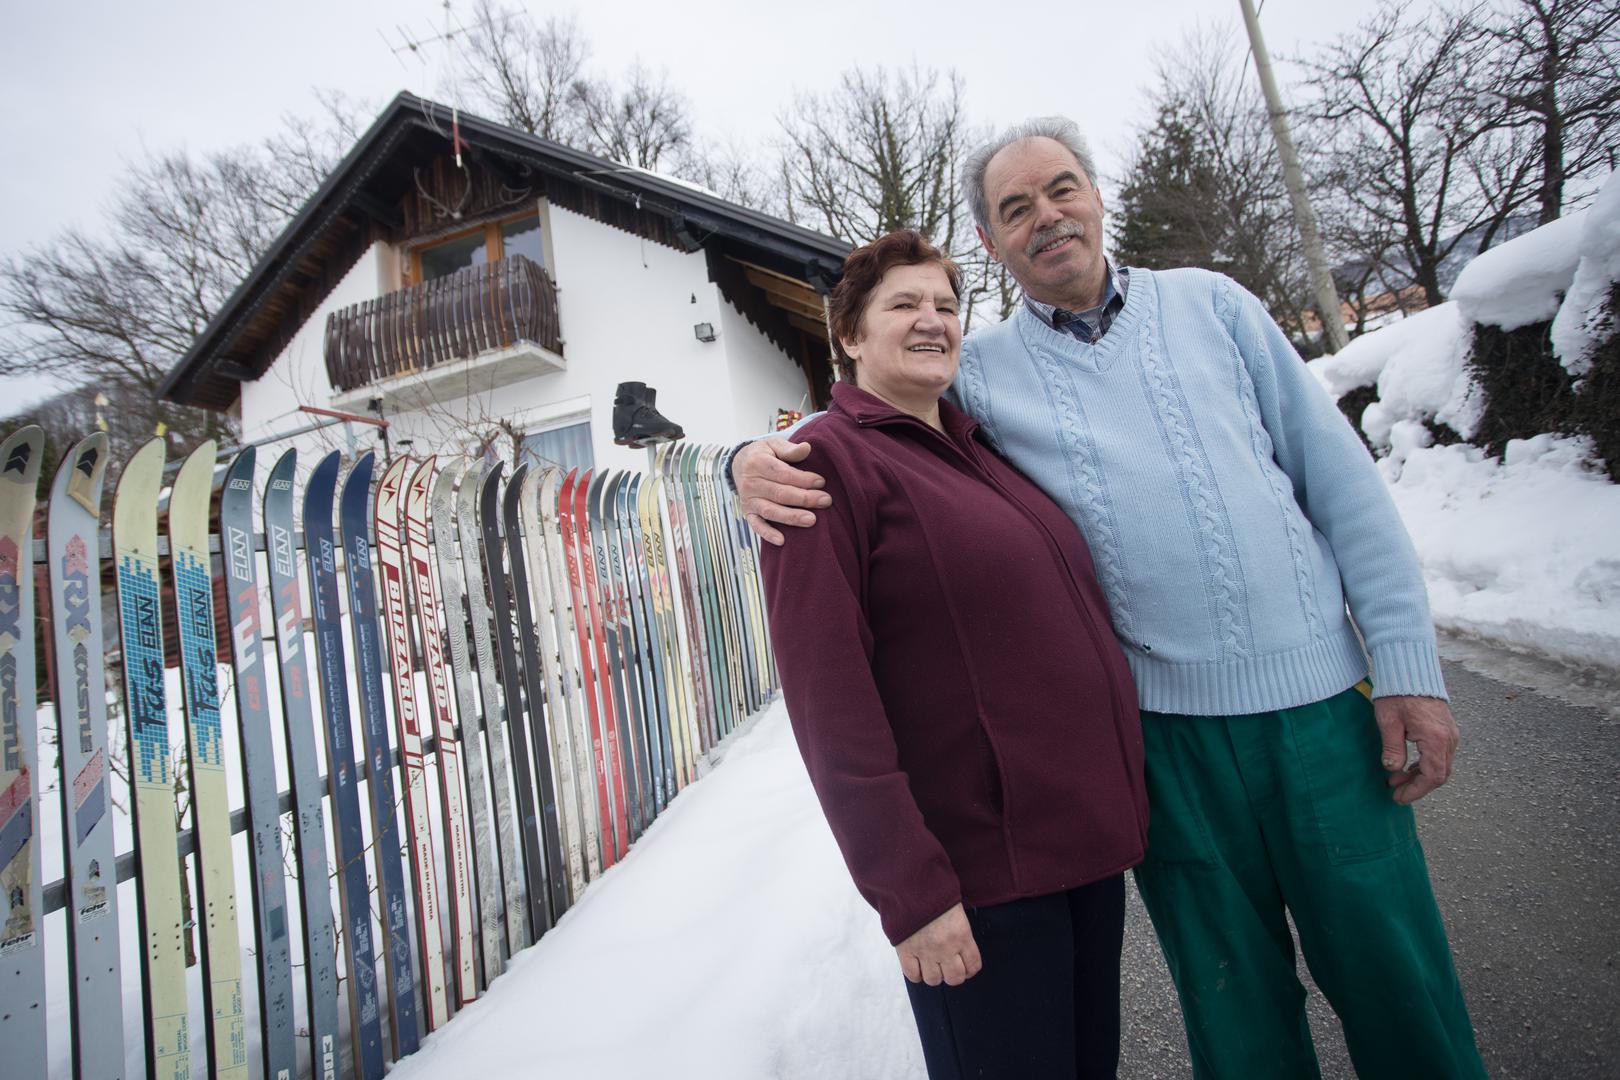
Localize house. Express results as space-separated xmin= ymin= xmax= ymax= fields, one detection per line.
xmin=159 ymin=92 xmax=851 ymax=471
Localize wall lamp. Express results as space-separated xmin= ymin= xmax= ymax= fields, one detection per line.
xmin=693 ymin=322 xmax=717 ymax=343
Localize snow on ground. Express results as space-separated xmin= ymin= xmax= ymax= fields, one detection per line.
xmin=1377 ymin=431 xmax=1620 ymax=670
xmin=389 ymin=701 xmax=926 ymax=1080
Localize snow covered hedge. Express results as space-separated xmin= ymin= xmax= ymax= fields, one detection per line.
xmin=1312 ymin=170 xmax=1620 ymax=481
xmin=1308 ymin=171 xmax=1620 ymax=671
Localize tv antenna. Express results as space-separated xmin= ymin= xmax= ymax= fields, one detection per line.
xmin=378 ymin=2 xmax=473 ymax=165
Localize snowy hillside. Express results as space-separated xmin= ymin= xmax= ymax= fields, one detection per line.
xmin=1311 ymin=172 xmax=1620 ymax=671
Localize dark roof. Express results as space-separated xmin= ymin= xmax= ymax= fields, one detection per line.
xmin=160 ymin=91 xmax=850 ymax=410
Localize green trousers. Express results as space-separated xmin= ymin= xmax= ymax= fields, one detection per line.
xmin=1133 ymin=686 xmax=1486 ymax=1079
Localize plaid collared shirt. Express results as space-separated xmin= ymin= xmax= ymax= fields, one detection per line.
xmin=1023 ymin=264 xmax=1131 ymax=344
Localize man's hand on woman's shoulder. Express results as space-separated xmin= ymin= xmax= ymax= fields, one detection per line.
xmin=735 ymin=437 xmax=832 ymax=545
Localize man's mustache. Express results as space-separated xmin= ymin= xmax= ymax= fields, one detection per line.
xmin=1025 ymin=222 xmax=1085 ymax=259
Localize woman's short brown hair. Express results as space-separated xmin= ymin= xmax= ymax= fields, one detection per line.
xmin=827 ymin=230 xmax=962 ymax=384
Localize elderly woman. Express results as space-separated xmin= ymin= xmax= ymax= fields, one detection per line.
xmin=759 ymin=229 xmax=1148 ymax=1080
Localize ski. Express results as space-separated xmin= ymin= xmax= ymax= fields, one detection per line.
xmin=503 ymin=466 xmax=572 ymax=916
xmin=301 ymin=451 xmax=388 ymax=1078
xmin=598 ymin=472 xmax=649 ymax=835
xmin=401 ymin=457 xmax=477 ymax=1005
xmin=621 ymin=473 xmax=675 ymax=808
xmin=700 ymin=446 xmax=754 ymax=721
xmin=557 ymin=469 xmax=620 ymax=866
xmin=537 ymin=468 xmax=604 ymax=880
xmin=262 ymin=449 xmax=343 ymax=1080
xmin=662 ymin=445 xmax=717 ymax=754
xmin=337 ymin=452 xmax=421 ymax=1059
xmin=477 ymin=463 xmax=551 ymax=937
xmin=220 ymin=448 xmax=298 ymax=1080
xmin=696 ymin=445 xmax=745 ymax=733
xmin=50 ymin=434 xmax=127 ymax=1079
xmin=455 ymin=464 xmax=529 ymax=955
xmin=521 ymin=465 xmax=592 ymax=895
xmin=638 ymin=469 xmax=695 ymax=791
xmin=607 ymin=474 xmax=662 ymax=814
xmin=0 ymin=426 xmax=46 ymax=1077
xmin=373 ymin=455 xmax=450 ymax=1030
xmin=430 ymin=460 xmax=509 ymax=984
xmin=169 ymin=438 xmax=248 ymax=1079
xmin=112 ymin=436 xmax=190 ymax=1080
xmin=572 ymin=470 xmax=632 ymax=856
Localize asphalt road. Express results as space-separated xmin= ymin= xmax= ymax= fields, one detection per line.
xmin=1115 ymin=647 xmax=1620 ymax=1079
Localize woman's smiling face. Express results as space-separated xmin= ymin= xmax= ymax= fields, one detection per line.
xmin=841 ymin=261 xmax=962 ymax=411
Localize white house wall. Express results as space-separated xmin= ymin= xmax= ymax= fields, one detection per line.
xmin=717 ymin=297 xmax=818 ymax=438
xmin=237 ymin=205 xmax=816 ymax=474
xmin=239 ymin=243 xmax=387 ymax=460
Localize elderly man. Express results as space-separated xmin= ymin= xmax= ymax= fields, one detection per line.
xmin=734 ymin=118 xmax=1485 ymax=1079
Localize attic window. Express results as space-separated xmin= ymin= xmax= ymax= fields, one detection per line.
xmin=413 ymin=211 xmax=545 ymax=283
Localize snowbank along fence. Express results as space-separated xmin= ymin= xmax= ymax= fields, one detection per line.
xmin=0 ymin=426 xmax=776 ymax=1080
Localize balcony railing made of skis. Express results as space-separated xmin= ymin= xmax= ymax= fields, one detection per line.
xmin=323 ymin=254 xmax=562 ymax=393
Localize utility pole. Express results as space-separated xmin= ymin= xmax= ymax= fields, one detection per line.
xmin=1238 ymin=0 xmax=1350 ymax=353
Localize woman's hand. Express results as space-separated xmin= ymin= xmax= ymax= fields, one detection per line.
xmin=896 ymin=903 xmax=983 ymax=987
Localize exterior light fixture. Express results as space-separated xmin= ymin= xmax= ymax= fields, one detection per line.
xmin=693 ymin=322 xmax=717 ymax=343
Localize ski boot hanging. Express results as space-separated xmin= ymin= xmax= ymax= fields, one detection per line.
xmin=612 ymin=381 xmax=684 ymax=447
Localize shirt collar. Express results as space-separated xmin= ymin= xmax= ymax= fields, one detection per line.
xmin=1022 ymin=262 xmax=1128 ymax=329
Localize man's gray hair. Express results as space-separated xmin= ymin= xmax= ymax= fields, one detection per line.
xmin=962 ymin=117 xmax=1098 ymax=231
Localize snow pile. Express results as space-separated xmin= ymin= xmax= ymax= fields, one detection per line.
xmin=1310 ymin=301 xmax=1479 ymax=449
xmin=1450 ymin=209 xmax=1586 ymax=330
xmin=390 ymin=703 xmax=926 ymax=1080
xmin=1551 ymin=170 xmax=1620 ymax=375
xmin=1379 ymin=432 xmax=1620 ymax=669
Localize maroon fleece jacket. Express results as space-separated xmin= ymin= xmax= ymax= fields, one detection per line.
xmin=761 ymin=382 xmax=1148 ymax=945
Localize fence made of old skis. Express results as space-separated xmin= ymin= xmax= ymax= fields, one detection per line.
xmin=7 ymin=433 xmax=774 ymax=1080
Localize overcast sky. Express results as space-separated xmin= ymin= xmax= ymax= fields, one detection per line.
xmin=1 ymin=0 xmax=1419 ymax=406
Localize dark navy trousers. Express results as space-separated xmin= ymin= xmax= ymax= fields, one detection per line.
xmin=904 ymin=874 xmax=1127 ymax=1079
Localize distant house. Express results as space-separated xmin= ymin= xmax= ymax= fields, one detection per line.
xmin=160 ymin=92 xmax=850 ymax=471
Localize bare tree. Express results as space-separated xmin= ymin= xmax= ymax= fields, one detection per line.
xmin=774 ymin=65 xmax=1014 ymax=325
xmin=777 ymin=66 xmax=970 ymax=250
xmin=0 ymin=101 xmax=357 ymax=451
xmin=457 ymin=1 xmax=589 ymax=141
xmin=1114 ymin=27 xmax=1318 ymax=344
xmin=569 ymin=63 xmax=693 ymax=171
xmin=1484 ymin=0 xmax=1620 ymax=224
xmin=1301 ymin=1 xmax=1538 ymax=308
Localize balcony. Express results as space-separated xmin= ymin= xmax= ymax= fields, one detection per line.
xmin=324 ymin=254 xmax=564 ymax=412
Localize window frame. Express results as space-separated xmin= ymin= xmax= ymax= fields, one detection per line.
xmin=406 ymin=207 xmax=546 ymax=286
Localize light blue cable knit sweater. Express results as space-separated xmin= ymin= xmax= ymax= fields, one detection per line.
xmin=949 ymin=267 xmax=1446 ymax=715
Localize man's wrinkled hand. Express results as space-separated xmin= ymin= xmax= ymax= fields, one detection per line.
xmin=895 ymin=903 xmax=983 ymax=988
xmin=733 ymin=437 xmax=831 ymax=545
xmin=1374 ymin=695 xmax=1460 ymax=805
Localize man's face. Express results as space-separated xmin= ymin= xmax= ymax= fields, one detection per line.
xmin=975 ymin=137 xmax=1107 ymax=309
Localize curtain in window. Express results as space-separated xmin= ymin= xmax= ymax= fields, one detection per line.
xmin=519 ymin=419 xmax=594 ymax=472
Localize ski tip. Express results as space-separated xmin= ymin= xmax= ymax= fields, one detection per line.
xmin=120 ymin=435 xmax=167 ymax=482
xmin=432 ymin=458 xmax=463 ymax=503
xmin=378 ymin=452 xmax=412 ymax=489
xmin=407 ymin=454 xmax=437 ymax=494
xmin=343 ymin=450 xmax=376 ymax=494
xmin=1 ymin=424 xmax=45 ymax=480
xmin=224 ymin=444 xmax=257 ymax=489
xmin=268 ymin=446 xmax=297 ymax=480
xmin=306 ymin=449 xmax=340 ymax=494
xmin=56 ymin=430 xmax=111 ymax=511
